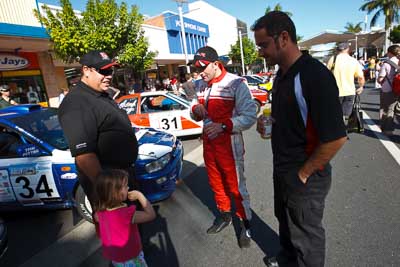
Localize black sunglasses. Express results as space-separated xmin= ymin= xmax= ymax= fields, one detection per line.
xmin=95 ymin=68 xmax=114 ymax=76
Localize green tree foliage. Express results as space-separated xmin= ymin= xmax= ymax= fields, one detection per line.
xmin=360 ymin=0 xmax=400 ymax=30
xmin=228 ymin=36 xmax=258 ymax=66
xmin=389 ymin=25 xmax=400 ymax=43
xmin=264 ymin=3 xmax=293 ymax=17
xmin=34 ymin=0 xmax=155 ymax=71
xmin=345 ymin=22 xmax=363 ymax=33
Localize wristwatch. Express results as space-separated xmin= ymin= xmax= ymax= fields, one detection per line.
xmin=221 ymin=123 xmax=227 ymax=131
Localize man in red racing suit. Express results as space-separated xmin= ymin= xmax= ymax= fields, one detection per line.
xmin=190 ymin=46 xmax=257 ymax=248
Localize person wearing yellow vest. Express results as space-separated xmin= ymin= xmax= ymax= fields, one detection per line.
xmin=327 ymin=42 xmax=365 ymax=125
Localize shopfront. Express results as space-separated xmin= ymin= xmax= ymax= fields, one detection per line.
xmin=0 ymin=52 xmax=47 ymax=105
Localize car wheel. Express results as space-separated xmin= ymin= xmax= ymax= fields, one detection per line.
xmin=74 ymin=185 xmax=93 ymax=223
xmin=254 ymin=100 xmax=261 ymax=113
xmin=268 ymin=92 xmax=272 ymax=103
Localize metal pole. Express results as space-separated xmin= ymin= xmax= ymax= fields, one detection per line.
xmin=355 ymin=35 xmax=358 ymax=58
xmin=177 ymin=3 xmax=190 ymax=73
xmin=239 ymin=30 xmax=245 ymax=76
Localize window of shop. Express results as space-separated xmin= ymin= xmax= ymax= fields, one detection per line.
xmin=0 ymin=71 xmax=47 ymax=105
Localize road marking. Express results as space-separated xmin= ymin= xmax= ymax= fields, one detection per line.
xmin=20 ymin=144 xmax=205 ymax=267
xmin=363 ymin=111 xmax=400 ymax=166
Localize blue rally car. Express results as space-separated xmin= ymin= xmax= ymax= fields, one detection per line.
xmin=0 ymin=105 xmax=183 ymax=222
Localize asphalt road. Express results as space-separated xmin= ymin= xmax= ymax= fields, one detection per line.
xmin=1 ymin=83 xmax=400 ymax=267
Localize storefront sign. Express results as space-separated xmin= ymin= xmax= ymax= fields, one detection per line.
xmin=0 ymin=54 xmax=30 ymax=71
xmin=164 ymin=12 xmax=209 ymax=37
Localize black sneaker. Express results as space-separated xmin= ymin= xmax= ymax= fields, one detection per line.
xmin=265 ymin=257 xmax=279 ymax=267
xmin=206 ymin=212 xmax=232 ymax=234
xmin=238 ymin=228 xmax=251 ymax=248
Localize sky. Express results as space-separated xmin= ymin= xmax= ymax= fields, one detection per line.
xmin=40 ymin=0 xmax=384 ymax=40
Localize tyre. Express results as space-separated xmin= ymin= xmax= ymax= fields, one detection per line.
xmin=254 ymin=100 xmax=261 ymax=113
xmin=74 ymin=185 xmax=93 ymax=223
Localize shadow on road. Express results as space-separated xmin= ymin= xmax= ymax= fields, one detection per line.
xmin=140 ymin=205 xmax=179 ymax=267
xmin=184 ymin=166 xmax=281 ymax=259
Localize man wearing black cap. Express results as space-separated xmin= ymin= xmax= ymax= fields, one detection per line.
xmin=190 ymin=46 xmax=257 ymax=248
xmin=327 ymin=42 xmax=365 ymax=125
xmin=58 ymin=50 xmax=138 ymax=217
xmin=0 ymin=85 xmax=18 ymax=109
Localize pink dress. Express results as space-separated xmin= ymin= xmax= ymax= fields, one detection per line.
xmin=97 ymin=205 xmax=142 ymax=262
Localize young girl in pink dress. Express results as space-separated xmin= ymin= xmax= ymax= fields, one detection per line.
xmin=95 ymin=169 xmax=156 ymax=267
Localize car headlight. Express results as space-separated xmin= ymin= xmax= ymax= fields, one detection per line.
xmin=145 ymin=153 xmax=171 ymax=173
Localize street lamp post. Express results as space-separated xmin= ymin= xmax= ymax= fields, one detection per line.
xmin=174 ymin=0 xmax=190 ymax=73
xmin=238 ymin=29 xmax=245 ymax=76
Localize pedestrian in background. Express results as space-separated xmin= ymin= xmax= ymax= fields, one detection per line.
xmin=327 ymin=42 xmax=365 ymax=126
xmin=190 ymin=46 xmax=257 ymax=248
xmin=253 ymin=11 xmax=347 ymax=266
xmin=181 ymin=73 xmax=196 ymax=101
xmin=59 ymin=50 xmax=139 ymax=220
xmin=377 ymin=44 xmax=400 ymax=135
xmin=58 ymin=87 xmax=69 ymax=105
xmin=95 ymin=169 xmax=155 ymax=267
xmin=0 ymin=85 xmax=18 ymax=109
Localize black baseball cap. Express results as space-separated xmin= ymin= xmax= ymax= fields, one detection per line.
xmin=79 ymin=50 xmax=118 ymax=69
xmin=189 ymin=46 xmax=219 ymax=67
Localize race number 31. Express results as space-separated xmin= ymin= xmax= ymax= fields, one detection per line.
xmin=159 ymin=116 xmax=182 ymax=130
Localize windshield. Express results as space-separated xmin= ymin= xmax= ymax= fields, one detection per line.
xmin=166 ymin=92 xmax=190 ymax=105
xmin=9 ymin=108 xmax=69 ymax=150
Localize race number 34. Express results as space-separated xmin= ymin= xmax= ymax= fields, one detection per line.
xmin=15 ymin=175 xmax=53 ymax=198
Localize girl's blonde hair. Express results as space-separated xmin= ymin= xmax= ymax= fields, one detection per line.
xmin=95 ymin=169 xmax=128 ymax=211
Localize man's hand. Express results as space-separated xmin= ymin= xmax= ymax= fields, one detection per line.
xmin=193 ymin=104 xmax=207 ymax=121
xmin=297 ymin=169 xmax=310 ymax=184
xmin=356 ymin=87 xmax=363 ymax=95
xmin=204 ymin=122 xmax=224 ymax=139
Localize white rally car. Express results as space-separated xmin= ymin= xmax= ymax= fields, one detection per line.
xmin=117 ymin=91 xmax=203 ymax=137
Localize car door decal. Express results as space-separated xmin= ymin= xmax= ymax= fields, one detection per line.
xmin=149 ymin=113 xmax=183 ymax=131
xmin=0 ymin=169 xmax=17 ymax=202
xmin=9 ymin=162 xmax=60 ymax=203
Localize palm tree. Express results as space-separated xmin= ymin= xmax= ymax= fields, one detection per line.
xmin=345 ymin=22 xmax=363 ymax=33
xmin=359 ymin=0 xmax=400 ymax=30
xmin=265 ymin=3 xmax=293 ymax=17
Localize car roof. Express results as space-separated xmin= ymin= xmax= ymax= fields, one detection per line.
xmin=118 ymin=91 xmax=180 ymax=101
xmin=0 ymin=104 xmax=44 ymax=119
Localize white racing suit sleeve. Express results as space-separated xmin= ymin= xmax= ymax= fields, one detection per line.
xmin=231 ymin=80 xmax=257 ymax=133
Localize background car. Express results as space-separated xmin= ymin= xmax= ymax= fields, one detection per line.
xmin=243 ymin=76 xmax=273 ymax=103
xmin=0 ymin=105 xmax=183 ymax=222
xmin=117 ymin=91 xmax=203 ymax=137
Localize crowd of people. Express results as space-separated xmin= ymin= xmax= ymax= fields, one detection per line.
xmin=56 ymin=11 xmax=351 ymax=267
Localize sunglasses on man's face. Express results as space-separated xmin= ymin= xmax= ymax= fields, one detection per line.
xmin=95 ymin=68 xmax=114 ymax=76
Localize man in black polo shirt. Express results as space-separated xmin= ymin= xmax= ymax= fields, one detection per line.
xmin=253 ymin=12 xmax=347 ymax=267
xmin=58 ymin=50 xmax=138 ymax=212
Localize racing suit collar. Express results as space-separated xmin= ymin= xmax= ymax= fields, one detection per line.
xmin=208 ymin=63 xmax=227 ymax=86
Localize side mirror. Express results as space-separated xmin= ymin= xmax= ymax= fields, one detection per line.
xmin=16 ymin=144 xmax=44 ymax=157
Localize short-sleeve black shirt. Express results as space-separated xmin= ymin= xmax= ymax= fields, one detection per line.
xmin=271 ymin=54 xmax=346 ymax=175
xmin=58 ymin=81 xmax=138 ymax=169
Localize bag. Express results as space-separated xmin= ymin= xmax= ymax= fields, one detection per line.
xmin=347 ymin=94 xmax=364 ymax=133
xmin=383 ymin=59 xmax=400 ymax=96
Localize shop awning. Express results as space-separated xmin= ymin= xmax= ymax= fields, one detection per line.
xmin=299 ymin=30 xmax=386 ymax=49
xmin=0 ymin=35 xmax=51 ymax=52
